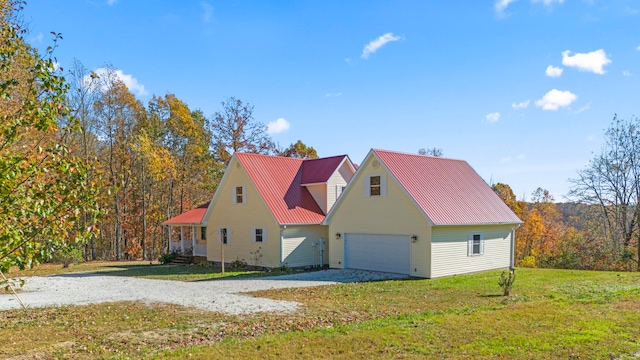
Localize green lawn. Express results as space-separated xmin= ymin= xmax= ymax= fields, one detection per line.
xmin=4 ymin=260 xmax=294 ymax=281
xmin=1 ymin=267 xmax=639 ymax=359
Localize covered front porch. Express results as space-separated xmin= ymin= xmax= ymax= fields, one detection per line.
xmin=162 ymin=202 xmax=209 ymax=260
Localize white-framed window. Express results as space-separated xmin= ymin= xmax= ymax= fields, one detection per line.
xmin=365 ymin=174 xmax=386 ymax=197
xmin=336 ymin=184 xmax=347 ymax=198
xmin=201 ymin=226 xmax=206 ymax=240
xmin=468 ymin=234 xmax=484 ymax=256
xmin=219 ymin=228 xmax=229 ymax=244
xmin=233 ymin=186 xmax=245 ymax=204
xmin=253 ymin=228 xmax=266 ymax=243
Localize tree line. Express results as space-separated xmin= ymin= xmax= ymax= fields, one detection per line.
xmin=493 ymin=116 xmax=640 ymax=271
xmin=0 ymin=0 xmax=317 ymax=270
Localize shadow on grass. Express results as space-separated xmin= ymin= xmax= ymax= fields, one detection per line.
xmin=48 ymin=263 xmax=264 ymax=281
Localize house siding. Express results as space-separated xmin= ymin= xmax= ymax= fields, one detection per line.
xmin=305 ymin=184 xmax=327 ymax=214
xmin=326 ymin=161 xmax=353 ymax=213
xmin=328 ymin=154 xmax=431 ymax=278
xmin=206 ymin=157 xmax=281 ymax=268
xmin=281 ymin=225 xmax=328 ymax=268
xmin=431 ymin=225 xmax=513 ymax=278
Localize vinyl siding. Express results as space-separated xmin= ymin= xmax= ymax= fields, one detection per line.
xmin=328 ymin=154 xmax=431 ymax=278
xmin=281 ymin=225 xmax=328 ymax=267
xmin=206 ymin=157 xmax=281 ymax=268
xmin=431 ymin=225 xmax=513 ymax=278
xmin=306 ymin=184 xmax=327 ymax=214
xmin=326 ymin=162 xmax=354 ymax=212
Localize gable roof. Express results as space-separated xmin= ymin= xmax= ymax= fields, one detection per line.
xmin=374 ymin=149 xmax=522 ymax=226
xmin=236 ymin=153 xmax=331 ymax=224
xmin=163 ymin=202 xmax=209 ymax=226
xmin=300 ymin=155 xmax=350 ymax=185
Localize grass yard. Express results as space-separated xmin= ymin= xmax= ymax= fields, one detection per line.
xmin=4 ymin=260 xmax=294 ymax=281
xmin=1 ymin=267 xmax=639 ymax=359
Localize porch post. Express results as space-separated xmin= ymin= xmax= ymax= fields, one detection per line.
xmin=192 ymin=226 xmax=196 ymax=254
xmin=180 ymin=226 xmax=185 ymax=253
xmin=168 ymin=226 xmax=172 ymax=252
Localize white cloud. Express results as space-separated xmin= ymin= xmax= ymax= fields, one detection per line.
xmin=83 ymin=68 xmax=148 ymax=96
xmin=201 ymin=2 xmax=213 ymax=22
xmin=512 ymin=100 xmax=530 ymax=109
xmin=575 ymin=102 xmax=591 ymax=114
xmin=532 ymin=0 xmax=564 ymax=6
xmin=325 ymin=92 xmax=342 ymax=98
xmin=535 ymin=89 xmax=577 ymax=110
xmin=501 ymin=156 xmax=512 ymax=163
xmin=561 ymin=49 xmax=611 ymax=74
xmin=623 ymin=70 xmax=632 ymax=77
xmin=267 ymin=118 xmax=290 ymax=134
xmin=495 ymin=0 xmax=516 ymax=13
xmin=361 ymin=33 xmax=401 ymax=59
xmin=545 ymin=65 xmax=563 ymax=77
xmin=107 ymin=0 xmax=117 ymax=5
xmin=637 ymin=45 xmax=640 ymax=51
xmin=485 ymin=112 xmax=501 ymax=123
xmin=586 ymin=135 xmax=595 ymax=142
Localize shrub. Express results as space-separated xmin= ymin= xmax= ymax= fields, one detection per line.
xmin=499 ymin=269 xmax=516 ymax=296
xmin=230 ymin=258 xmax=247 ymax=270
xmin=51 ymin=247 xmax=84 ymax=268
xmin=158 ymin=251 xmax=178 ymax=265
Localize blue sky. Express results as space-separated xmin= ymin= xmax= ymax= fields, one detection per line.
xmin=24 ymin=0 xmax=640 ymax=201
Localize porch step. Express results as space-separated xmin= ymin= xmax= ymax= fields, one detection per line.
xmin=170 ymin=255 xmax=193 ymax=265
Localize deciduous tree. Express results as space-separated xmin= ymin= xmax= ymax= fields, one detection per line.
xmin=0 ymin=0 xmax=99 ymax=272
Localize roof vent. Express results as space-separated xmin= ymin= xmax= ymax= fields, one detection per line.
xmin=372 ymin=160 xmax=380 ymax=168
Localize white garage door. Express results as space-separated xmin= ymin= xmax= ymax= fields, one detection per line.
xmin=344 ymin=234 xmax=410 ymax=275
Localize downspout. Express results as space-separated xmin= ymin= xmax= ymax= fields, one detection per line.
xmin=510 ymin=226 xmax=518 ymax=270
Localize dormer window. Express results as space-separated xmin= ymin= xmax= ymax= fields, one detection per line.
xmin=234 ymin=186 xmax=245 ymax=204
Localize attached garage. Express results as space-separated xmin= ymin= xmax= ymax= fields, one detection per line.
xmin=344 ymin=234 xmax=411 ymax=275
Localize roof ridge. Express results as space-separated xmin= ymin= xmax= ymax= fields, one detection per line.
xmin=372 ymin=148 xmax=466 ymax=162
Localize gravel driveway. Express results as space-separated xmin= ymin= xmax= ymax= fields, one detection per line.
xmin=0 ymin=269 xmax=406 ymax=314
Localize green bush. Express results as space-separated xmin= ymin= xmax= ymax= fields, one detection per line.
xmin=229 ymin=258 xmax=247 ymax=270
xmin=51 ymin=247 xmax=84 ymax=268
xmin=158 ymin=251 xmax=178 ymax=265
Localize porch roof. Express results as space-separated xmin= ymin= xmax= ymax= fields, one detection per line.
xmin=162 ymin=202 xmax=209 ymax=226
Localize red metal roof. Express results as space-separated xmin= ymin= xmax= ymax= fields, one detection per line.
xmin=236 ymin=153 xmax=326 ymax=224
xmin=163 ymin=202 xmax=209 ymax=225
xmin=300 ymin=155 xmax=348 ymax=184
xmin=374 ymin=149 xmax=522 ymax=226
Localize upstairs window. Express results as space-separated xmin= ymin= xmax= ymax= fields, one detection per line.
xmin=366 ymin=175 xmax=386 ymax=197
xmin=336 ymin=184 xmax=347 ymax=198
xmin=234 ymin=186 xmax=245 ymax=204
xmin=370 ymin=176 xmax=381 ymax=196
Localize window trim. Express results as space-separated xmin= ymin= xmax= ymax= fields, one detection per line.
xmin=233 ymin=186 xmax=246 ymax=204
xmin=253 ymin=228 xmax=266 ymax=243
xmin=468 ymin=233 xmax=484 ymax=256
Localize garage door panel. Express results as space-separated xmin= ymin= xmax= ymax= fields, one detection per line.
xmin=345 ymin=234 xmax=410 ymax=275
